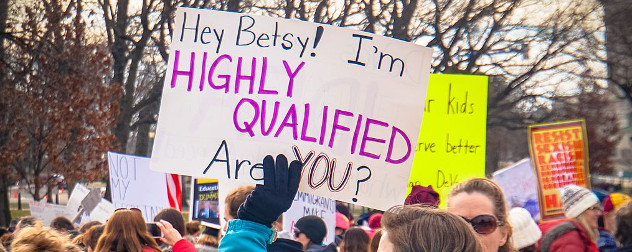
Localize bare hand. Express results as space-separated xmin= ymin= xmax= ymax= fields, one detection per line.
xmin=156 ymin=220 xmax=183 ymax=246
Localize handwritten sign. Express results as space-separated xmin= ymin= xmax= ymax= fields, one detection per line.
xmin=493 ymin=158 xmax=540 ymax=220
xmin=284 ymin=192 xmax=336 ymax=244
xmin=149 ymin=8 xmax=433 ymax=209
xmin=191 ymin=178 xmax=220 ymax=228
xmin=29 ymin=200 xmax=73 ymax=226
xmin=528 ymin=119 xmax=589 ymax=220
xmin=407 ymin=74 xmax=488 ymax=208
xmin=108 ymin=152 xmax=169 ymax=221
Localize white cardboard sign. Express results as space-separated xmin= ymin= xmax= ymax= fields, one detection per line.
xmin=29 ymin=200 xmax=74 ymax=226
xmin=108 ymin=152 xmax=170 ymax=221
xmin=492 ymin=158 xmax=540 ymax=220
xmin=150 ymin=8 xmax=432 ymax=209
xmin=284 ymin=192 xmax=336 ymax=244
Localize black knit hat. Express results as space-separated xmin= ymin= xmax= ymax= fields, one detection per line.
xmin=294 ymin=215 xmax=327 ymax=244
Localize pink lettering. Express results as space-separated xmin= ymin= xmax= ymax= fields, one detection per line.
xmin=386 ymin=126 xmax=412 ymax=164
xmin=170 ymin=50 xmax=195 ymax=91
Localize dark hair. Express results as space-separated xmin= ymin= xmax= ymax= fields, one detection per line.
xmin=369 ymin=229 xmax=383 ymax=252
xmin=615 ymin=202 xmax=632 ymax=245
xmin=154 ymin=208 xmax=185 ymax=236
xmin=16 ymin=216 xmax=40 ymax=231
xmin=224 ymin=186 xmax=254 ymax=219
xmin=449 ymin=178 xmax=514 ymax=252
xmin=50 ymin=216 xmax=75 ymax=232
xmin=381 ymin=205 xmax=483 ymax=252
xmin=83 ymin=225 xmax=105 ymax=251
xmin=185 ymin=221 xmax=201 ymax=236
xmin=79 ymin=221 xmax=102 ymax=234
xmin=340 ymin=227 xmax=370 ymax=252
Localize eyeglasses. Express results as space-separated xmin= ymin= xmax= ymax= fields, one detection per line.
xmin=460 ymin=215 xmax=500 ymax=235
xmin=115 ymin=207 xmax=142 ymax=213
xmin=293 ymin=228 xmax=302 ymax=238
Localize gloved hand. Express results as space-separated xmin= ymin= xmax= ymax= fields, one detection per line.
xmin=238 ymin=154 xmax=302 ymax=227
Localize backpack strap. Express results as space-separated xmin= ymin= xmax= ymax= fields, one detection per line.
xmin=540 ymin=221 xmax=578 ymax=252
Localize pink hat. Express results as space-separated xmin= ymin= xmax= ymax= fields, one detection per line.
xmin=368 ymin=213 xmax=382 ymax=229
xmin=335 ymin=212 xmax=350 ymax=230
xmin=405 ymin=185 xmax=440 ymax=207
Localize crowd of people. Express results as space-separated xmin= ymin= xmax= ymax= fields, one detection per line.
xmin=1 ymin=154 xmax=632 ymax=252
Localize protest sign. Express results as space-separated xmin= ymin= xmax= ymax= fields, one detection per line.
xmin=66 ymin=183 xmax=90 ymax=214
xmin=108 ymin=152 xmax=170 ymax=221
xmin=191 ymin=178 xmax=220 ymax=228
xmin=29 ymin=200 xmax=73 ymax=226
xmin=284 ymin=192 xmax=336 ymax=244
xmin=493 ymin=158 xmax=540 ymax=220
xmin=528 ymin=119 xmax=589 ymax=220
xmin=66 ymin=184 xmax=115 ymax=224
xmin=149 ymin=8 xmax=433 ymax=209
xmin=407 ymin=74 xmax=488 ymax=208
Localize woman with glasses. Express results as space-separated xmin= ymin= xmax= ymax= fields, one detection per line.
xmin=538 ymin=184 xmax=601 ymax=252
xmin=378 ymin=205 xmax=483 ymax=252
xmin=447 ymin=178 xmax=514 ymax=252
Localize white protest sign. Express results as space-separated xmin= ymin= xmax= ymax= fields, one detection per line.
xmin=108 ymin=152 xmax=170 ymax=221
xmin=28 ymin=200 xmax=73 ymax=226
xmin=493 ymin=158 xmax=540 ymax=220
xmin=66 ymin=184 xmax=115 ymax=224
xmin=88 ymin=199 xmax=115 ymax=224
xmin=284 ymin=192 xmax=336 ymax=244
xmin=66 ymin=183 xmax=90 ymax=214
xmin=150 ymin=8 xmax=433 ymax=209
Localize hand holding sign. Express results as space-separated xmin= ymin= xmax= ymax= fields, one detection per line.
xmin=238 ymin=154 xmax=301 ymax=227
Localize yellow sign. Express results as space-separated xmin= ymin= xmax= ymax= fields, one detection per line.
xmin=408 ymin=74 xmax=488 ymax=208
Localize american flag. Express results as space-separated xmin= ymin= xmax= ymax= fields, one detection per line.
xmin=166 ymin=174 xmax=182 ymax=211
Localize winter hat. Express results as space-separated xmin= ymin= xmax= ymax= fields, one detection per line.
xmin=294 ymin=215 xmax=327 ymax=244
xmin=404 ymin=185 xmax=440 ymax=207
xmin=560 ymin=184 xmax=599 ymax=218
xmin=603 ymin=193 xmax=631 ymax=213
xmin=368 ymin=213 xmax=382 ymax=229
xmin=335 ymin=212 xmax=350 ymax=230
xmin=509 ymin=207 xmax=542 ymax=250
xmin=202 ymin=226 xmax=219 ymax=237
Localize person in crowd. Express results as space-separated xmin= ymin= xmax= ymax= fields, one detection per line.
xmin=223 ymin=185 xmax=255 ymax=226
xmin=80 ymin=221 xmax=102 ymax=234
xmin=404 ymin=185 xmax=440 ymax=207
xmin=336 ymin=202 xmax=354 ymax=224
xmin=614 ymin=202 xmax=632 ymax=252
xmin=447 ymin=178 xmax=513 ymax=252
xmin=10 ymin=225 xmax=82 ymax=252
xmin=272 ymin=214 xmax=292 ymax=240
xmin=539 ymin=184 xmax=601 ymax=252
xmin=155 ymin=220 xmax=197 ymax=252
xmin=369 ymin=229 xmax=383 ymax=252
xmin=94 ymin=209 xmax=163 ymax=252
xmin=217 ymin=154 xmax=302 ymax=252
xmin=294 ymin=215 xmax=328 ymax=251
xmin=51 ymin=216 xmax=79 ymax=238
xmin=335 ymin=212 xmax=350 ymax=246
xmin=195 ymin=226 xmax=220 ymax=252
xmin=366 ymin=213 xmax=382 ymax=238
xmin=14 ymin=216 xmax=41 ymax=234
xmin=340 ymin=227 xmax=370 ymax=252
xmin=599 ymin=193 xmax=630 ymax=252
xmin=185 ymin=221 xmax=201 ymax=238
xmin=508 ymin=207 xmax=541 ymax=252
xmin=154 ymin=208 xmax=187 ymax=251
xmin=83 ymin=225 xmax=105 ymax=252
xmin=378 ymin=205 xmax=483 ymax=252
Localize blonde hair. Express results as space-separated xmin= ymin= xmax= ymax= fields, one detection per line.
xmin=449 ymin=178 xmax=515 ymax=252
xmin=197 ymin=234 xmax=219 ymax=247
xmin=575 ymin=210 xmax=599 ymax=242
xmin=11 ymin=226 xmax=80 ymax=252
xmin=381 ymin=205 xmax=483 ymax=252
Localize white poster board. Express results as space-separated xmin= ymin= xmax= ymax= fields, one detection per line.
xmin=66 ymin=183 xmax=90 ymax=214
xmin=28 ymin=200 xmax=73 ymax=226
xmin=284 ymin=192 xmax=336 ymax=244
xmin=65 ymin=184 xmax=115 ymax=224
xmin=150 ymin=8 xmax=433 ymax=209
xmin=108 ymin=152 xmax=170 ymax=221
xmin=493 ymin=158 xmax=540 ymax=220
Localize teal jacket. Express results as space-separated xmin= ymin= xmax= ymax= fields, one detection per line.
xmin=218 ymin=219 xmax=275 ymax=252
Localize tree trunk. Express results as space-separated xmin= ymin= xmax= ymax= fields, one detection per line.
xmin=0 ymin=176 xmax=11 ymax=226
xmin=134 ymin=107 xmax=150 ymax=156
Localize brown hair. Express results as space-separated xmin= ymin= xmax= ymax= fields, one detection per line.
xmin=11 ymin=226 xmax=81 ymax=252
xmin=615 ymin=202 xmax=632 ymax=246
xmin=79 ymin=221 xmax=102 ymax=234
xmin=340 ymin=227 xmax=370 ymax=252
xmin=83 ymin=225 xmax=105 ymax=251
xmin=224 ymin=185 xmax=255 ymax=219
xmin=449 ymin=178 xmax=514 ymax=252
xmin=50 ymin=216 xmax=76 ymax=233
xmin=197 ymin=233 xmax=219 ymax=248
xmin=381 ymin=205 xmax=483 ymax=252
xmin=369 ymin=229 xmax=383 ymax=252
xmin=154 ymin=208 xmax=186 ymax=236
xmin=94 ymin=209 xmax=161 ymax=252
xmin=185 ymin=221 xmax=201 ymax=236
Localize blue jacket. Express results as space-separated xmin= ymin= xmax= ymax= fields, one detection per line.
xmin=218 ymin=219 xmax=275 ymax=252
